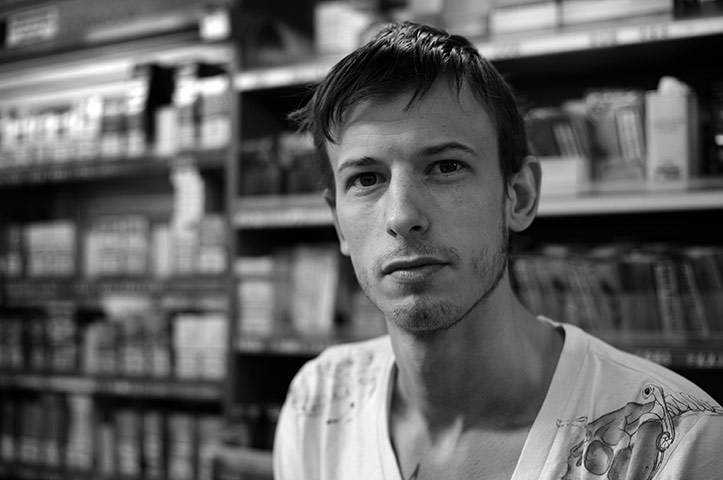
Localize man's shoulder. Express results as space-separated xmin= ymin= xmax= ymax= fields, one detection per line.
xmin=314 ymin=334 xmax=392 ymax=364
xmin=284 ymin=335 xmax=392 ymax=424
xmin=557 ymin=321 xmax=715 ymax=402
xmin=582 ymin=328 xmax=716 ymax=402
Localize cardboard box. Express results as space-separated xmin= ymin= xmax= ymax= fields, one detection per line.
xmin=645 ymin=77 xmax=700 ymax=188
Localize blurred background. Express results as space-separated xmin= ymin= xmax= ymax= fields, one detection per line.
xmin=0 ymin=0 xmax=722 ymax=478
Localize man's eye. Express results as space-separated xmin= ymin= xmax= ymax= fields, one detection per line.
xmin=435 ymin=160 xmax=461 ymax=174
xmin=352 ymin=173 xmax=379 ymax=187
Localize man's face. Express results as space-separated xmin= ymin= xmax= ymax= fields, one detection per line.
xmin=327 ymin=80 xmax=509 ymax=335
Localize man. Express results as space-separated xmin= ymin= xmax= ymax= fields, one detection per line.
xmin=273 ymin=22 xmax=723 ymax=479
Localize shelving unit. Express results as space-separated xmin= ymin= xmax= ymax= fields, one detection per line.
xmin=2 ymin=1 xmax=723 ymax=478
xmin=227 ymin=9 xmax=723 ymax=477
xmin=0 ymin=1 xmax=238 ymax=479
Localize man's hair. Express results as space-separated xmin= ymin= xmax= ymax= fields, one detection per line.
xmin=289 ymin=21 xmax=528 ymax=203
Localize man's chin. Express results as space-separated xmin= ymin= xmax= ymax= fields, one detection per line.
xmin=387 ymin=299 xmax=462 ymax=336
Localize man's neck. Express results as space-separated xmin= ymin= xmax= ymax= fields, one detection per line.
xmin=388 ymin=294 xmax=563 ymax=432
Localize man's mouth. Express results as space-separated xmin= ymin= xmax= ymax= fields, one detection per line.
xmin=382 ymin=257 xmax=448 ymax=281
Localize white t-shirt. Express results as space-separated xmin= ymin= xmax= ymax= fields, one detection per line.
xmin=273 ymin=318 xmax=723 ymax=479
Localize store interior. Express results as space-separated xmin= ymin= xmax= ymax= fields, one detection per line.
xmin=1 ymin=0 xmax=723 ymax=478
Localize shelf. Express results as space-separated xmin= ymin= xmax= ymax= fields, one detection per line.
xmin=539 ymin=185 xmax=723 ymax=216
xmin=235 ymin=15 xmax=723 ymax=91
xmin=214 ymin=445 xmax=273 ymax=478
xmin=232 ymin=185 xmax=723 ymax=229
xmin=0 ymin=31 xmax=232 ymax=104
xmin=477 ymin=13 xmax=723 ymax=60
xmin=0 ymin=372 xmax=223 ymax=400
xmin=600 ymin=333 xmax=723 ymax=370
xmin=2 ymin=276 xmax=227 ymax=306
xmin=233 ymin=194 xmax=333 ymax=229
xmin=236 ymin=334 xmax=339 ymax=356
xmin=235 ymin=331 xmax=723 ymax=369
xmin=0 ymin=149 xmax=227 ymax=187
xmin=0 ymin=463 xmax=140 ymax=480
xmin=0 ymin=464 xmax=69 ymax=480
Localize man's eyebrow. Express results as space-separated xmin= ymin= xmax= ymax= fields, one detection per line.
xmin=420 ymin=141 xmax=477 ymax=156
xmin=336 ymin=156 xmax=379 ymax=175
xmin=336 ymin=142 xmax=477 ymax=175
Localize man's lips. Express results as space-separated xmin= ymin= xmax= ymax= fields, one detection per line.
xmin=382 ymin=257 xmax=448 ymax=275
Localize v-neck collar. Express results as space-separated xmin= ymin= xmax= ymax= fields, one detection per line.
xmin=375 ymin=318 xmax=588 ymax=480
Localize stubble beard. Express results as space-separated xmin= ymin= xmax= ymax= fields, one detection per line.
xmin=356 ymin=224 xmax=510 ymax=338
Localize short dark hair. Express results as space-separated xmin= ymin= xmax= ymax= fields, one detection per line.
xmin=289 ymin=21 xmax=528 ymax=204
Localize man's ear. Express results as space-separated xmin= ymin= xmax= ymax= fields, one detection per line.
xmin=324 ymin=188 xmax=350 ymax=256
xmin=506 ymin=156 xmax=542 ymax=233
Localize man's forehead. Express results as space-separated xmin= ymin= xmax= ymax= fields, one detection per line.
xmin=336 ymin=81 xmax=489 ymax=133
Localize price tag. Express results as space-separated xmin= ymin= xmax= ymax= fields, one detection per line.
xmin=491 ymin=41 xmax=522 ymax=60
xmin=7 ymin=6 xmax=60 ymax=47
xmin=635 ymin=348 xmax=672 ymax=366
xmin=638 ymin=23 xmax=669 ymax=43
xmin=274 ymin=337 xmax=302 ymax=354
xmin=589 ymin=29 xmax=618 ymax=48
xmin=685 ymin=351 xmax=723 ymax=369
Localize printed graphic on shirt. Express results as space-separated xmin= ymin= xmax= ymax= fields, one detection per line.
xmin=289 ymin=347 xmax=382 ymax=424
xmin=556 ymin=384 xmax=723 ymax=480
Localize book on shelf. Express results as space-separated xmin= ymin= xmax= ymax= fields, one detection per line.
xmin=585 ymin=245 xmax=628 ymax=332
xmin=236 ymin=245 xmax=343 ymax=341
xmin=673 ymin=253 xmax=710 ymax=336
xmin=116 ymin=409 xmax=142 ymax=478
xmin=100 ymin=95 xmax=128 ymax=159
xmin=42 ymin=394 xmax=66 ymax=468
xmin=0 ymin=398 xmax=17 ymax=463
xmin=239 ymin=136 xmax=282 ymax=196
xmin=237 ymin=275 xmax=279 ymax=336
xmin=583 ymin=88 xmax=647 ymax=187
xmin=197 ymin=63 xmax=232 ymax=151
xmin=510 ymin=243 xmax=723 ymax=337
xmin=198 ymin=215 xmax=228 ymax=275
xmin=143 ymin=411 xmax=166 ymax=480
xmin=0 ymin=224 xmax=23 ymax=278
xmin=0 ymin=293 xmax=226 ymax=380
xmin=24 ymin=220 xmax=76 ymax=278
xmin=125 ymin=64 xmax=152 ymax=158
xmin=173 ymin=311 xmax=229 ymax=380
xmin=197 ymin=415 xmax=224 ymax=480
xmin=225 ymin=403 xmax=280 ymax=451
xmin=45 ymin=301 xmax=79 ymax=373
xmin=709 ymin=81 xmax=723 ymax=176
xmin=0 ymin=392 xmax=224 ymax=479
xmin=167 ymin=413 xmax=196 ymax=480
xmin=280 ymin=131 xmax=319 ymax=195
xmin=74 ymin=96 xmax=104 ymax=161
xmin=291 ymin=245 xmax=340 ymax=337
xmin=524 ymin=106 xmax=588 ymax=196
xmin=681 ymin=246 xmax=723 ymax=333
xmin=167 ymin=61 xmax=232 ymax=154
xmin=240 ymin=131 xmax=320 ymax=197
xmin=97 ymin=411 xmax=117 ymax=476
xmin=84 ymin=214 xmax=151 ymax=278
xmin=0 ymin=310 xmax=25 ymax=370
xmin=19 ymin=399 xmax=42 ymax=465
xmin=673 ymin=0 xmax=723 ymax=18
xmin=174 ymin=62 xmax=201 ymax=152
xmin=147 ymin=310 xmax=173 ymax=378
xmin=651 ymin=255 xmax=687 ymax=334
xmin=27 ymin=313 xmax=48 ymax=372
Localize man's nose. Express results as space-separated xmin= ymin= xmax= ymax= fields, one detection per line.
xmin=384 ymin=178 xmax=430 ymax=239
